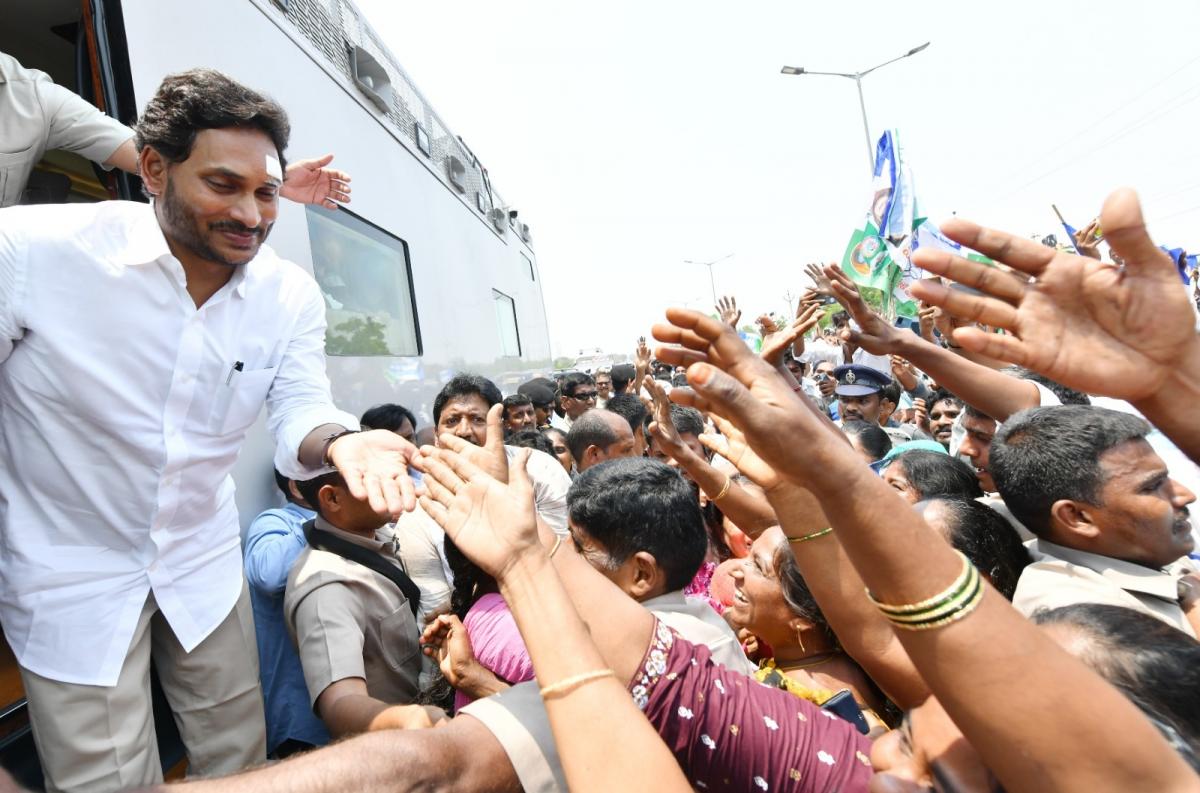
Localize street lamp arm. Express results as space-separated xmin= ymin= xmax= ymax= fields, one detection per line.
xmin=859 ymin=41 xmax=931 ymax=77
xmin=782 ymin=68 xmax=857 ymax=79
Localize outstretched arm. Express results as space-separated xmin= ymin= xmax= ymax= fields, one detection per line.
xmin=417 ymin=448 xmax=687 ymax=793
xmin=910 ymin=188 xmax=1200 ymax=463
xmin=825 ymin=264 xmax=1041 ymax=421
xmin=652 ymin=309 xmax=1197 ymax=793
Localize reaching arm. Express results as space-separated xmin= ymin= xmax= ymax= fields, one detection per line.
xmin=644 ymin=378 xmax=777 ymax=536
xmin=652 ymin=308 xmax=1198 ymax=793
xmin=910 ymin=188 xmax=1200 ymax=464
xmin=315 ymin=678 xmax=444 ymax=738
xmin=700 ymin=417 xmax=930 ymax=708
xmin=416 ymin=448 xmax=688 ymax=793
xmin=824 ymin=264 xmax=1040 ymax=421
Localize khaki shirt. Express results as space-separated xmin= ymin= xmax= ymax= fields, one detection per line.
xmin=1013 ymin=538 xmax=1196 ymax=638
xmin=284 ymin=518 xmax=421 ymax=708
xmin=0 ymin=51 xmax=132 ymax=207
xmin=460 ymin=592 xmax=754 ymax=793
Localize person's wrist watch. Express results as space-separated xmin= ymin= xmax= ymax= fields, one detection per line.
xmin=322 ymin=428 xmax=359 ymax=467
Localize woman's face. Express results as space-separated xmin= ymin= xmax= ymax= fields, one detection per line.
xmin=544 ymin=429 xmax=573 ymax=472
xmin=725 ymin=527 xmax=796 ymax=644
xmin=869 ymin=695 xmax=998 ymax=793
xmin=883 ymin=461 xmax=921 ymax=504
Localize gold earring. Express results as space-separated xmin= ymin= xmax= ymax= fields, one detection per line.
xmin=796 ymin=626 xmax=806 ymax=654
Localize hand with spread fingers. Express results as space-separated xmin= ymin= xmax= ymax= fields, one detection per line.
xmin=417 ymin=445 xmax=542 ymax=581
xmin=909 ymin=188 xmax=1198 ymax=403
xmin=715 ymin=295 xmax=741 ymax=328
xmin=427 ymin=403 xmax=510 ymax=484
xmin=699 ymin=413 xmax=786 ymax=494
xmin=758 ymin=303 xmax=823 ymax=366
xmin=326 ymin=429 xmax=419 ymax=517
xmin=804 ymin=261 xmax=837 ymax=298
xmin=823 ymin=264 xmax=903 ymax=354
xmin=651 ymin=310 xmax=835 ymax=485
xmin=644 ymin=377 xmax=690 ymax=462
xmin=281 ymin=154 xmax=352 ymax=209
xmin=634 ymin=336 xmax=652 ymax=390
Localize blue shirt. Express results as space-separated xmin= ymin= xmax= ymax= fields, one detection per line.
xmin=244 ymin=502 xmax=330 ymax=753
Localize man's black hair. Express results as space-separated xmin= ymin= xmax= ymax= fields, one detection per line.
xmin=507 ymin=428 xmax=555 ymax=457
xmin=502 ymin=393 xmax=533 ymax=412
xmin=842 ymin=419 xmax=892 ymax=461
xmin=568 ymin=458 xmax=707 ymax=592
xmin=432 ymin=374 xmax=503 ymax=426
xmin=605 ymin=392 xmax=648 ymax=434
xmin=135 ymin=69 xmax=290 ymax=198
xmin=928 ymin=388 xmax=963 ymax=409
xmin=670 ymin=405 xmax=705 ymax=437
xmin=990 ymin=406 xmax=1150 ymax=536
xmin=923 ymin=497 xmax=1030 ymax=600
xmin=887 ymin=450 xmax=984 ymax=501
xmin=294 ymin=471 xmax=346 ymax=520
xmin=360 ymin=403 xmax=417 ymax=433
xmin=273 ymin=468 xmax=293 ymax=501
xmin=560 ymin=372 xmax=595 ymax=399
xmin=962 ymin=403 xmax=994 ymax=422
xmin=566 ymin=410 xmax=621 ymax=462
xmin=878 ymin=378 xmax=902 ymax=406
xmin=610 ymin=364 xmax=636 ymax=394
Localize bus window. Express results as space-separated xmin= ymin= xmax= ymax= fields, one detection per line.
xmin=492 ymin=289 xmax=521 ymax=357
xmin=306 ymin=206 xmax=421 ymax=357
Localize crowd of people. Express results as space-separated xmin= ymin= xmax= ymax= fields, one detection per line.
xmin=1 ymin=54 xmax=1199 ymax=793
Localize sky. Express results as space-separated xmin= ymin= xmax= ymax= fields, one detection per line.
xmin=356 ymin=0 xmax=1200 ymax=361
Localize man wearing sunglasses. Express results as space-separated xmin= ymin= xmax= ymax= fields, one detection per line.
xmin=555 ymin=373 xmax=598 ymax=431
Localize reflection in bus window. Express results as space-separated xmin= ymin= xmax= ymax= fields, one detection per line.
xmin=306 ymin=206 xmax=421 ymax=357
xmin=493 ymin=289 xmax=521 ymax=357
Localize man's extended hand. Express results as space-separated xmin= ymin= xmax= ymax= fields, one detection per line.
xmin=426 ymin=404 xmax=509 ymax=484
xmin=634 ymin=336 xmax=652 ymax=390
xmin=645 ymin=377 xmax=692 ymax=463
xmin=804 ymin=262 xmax=837 ymax=298
xmin=715 ymin=295 xmax=742 ymax=328
xmin=759 ymin=303 xmax=822 ymax=366
xmin=421 ymin=614 xmax=508 ymax=700
xmin=824 ymin=264 xmax=902 ymax=354
xmin=1073 ymin=218 xmax=1103 ymax=261
xmin=910 ymin=188 xmax=1198 ymax=402
xmin=281 ymin=154 xmax=352 ymax=209
xmin=326 ymin=429 xmax=417 ymax=517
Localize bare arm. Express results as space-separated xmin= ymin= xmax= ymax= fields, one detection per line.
xmin=417 ymin=449 xmax=688 ymax=793
xmin=315 ymin=678 xmax=444 ymax=738
xmin=911 ymin=188 xmax=1200 ymax=464
xmin=701 ymin=418 xmax=929 ymax=708
xmin=653 ymin=309 xmax=1198 ymax=793
xmin=103 ymin=137 xmax=138 ymax=173
xmin=824 ymin=265 xmax=1040 ymax=421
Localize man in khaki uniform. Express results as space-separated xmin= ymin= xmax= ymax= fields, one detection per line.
xmin=989 ymin=406 xmax=1200 ymax=636
xmin=285 ymin=472 xmax=425 ymax=738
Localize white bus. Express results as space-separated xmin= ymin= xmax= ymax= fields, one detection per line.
xmin=1 ymin=0 xmax=552 ymax=781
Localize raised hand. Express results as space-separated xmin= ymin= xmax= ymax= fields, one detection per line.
xmin=634 ymin=335 xmax=652 ymax=390
xmin=910 ymin=188 xmax=1198 ymax=402
xmin=644 ymin=377 xmax=691 ymax=462
xmin=913 ymin=397 xmax=929 ymax=434
xmin=421 ymin=614 xmax=506 ymax=699
xmin=417 ymin=446 xmax=542 ymax=581
xmin=759 ymin=304 xmax=822 ymax=366
xmin=652 ymin=310 xmax=838 ymax=486
xmin=327 ymin=429 xmax=418 ymax=517
xmin=280 ymin=154 xmax=352 ymax=209
xmin=699 ymin=413 xmax=785 ymax=493
xmin=917 ymin=304 xmax=937 ymax=344
xmin=890 ymin=354 xmax=919 ymax=392
xmin=804 ymin=262 xmax=836 ymax=298
xmin=1073 ymin=218 xmax=1103 ymax=261
xmin=823 ymin=264 xmax=902 ymax=354
xmin=715 ymin=295 xmax=742 ymax=328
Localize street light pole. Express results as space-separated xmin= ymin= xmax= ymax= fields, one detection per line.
xmin=781 ymin=42 xmax=930 ymax=174
xmin=684 ymin=253 xmax=734 ymax=304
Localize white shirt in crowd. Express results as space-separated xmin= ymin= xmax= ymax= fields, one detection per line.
xmin=0 ymin=200 xmax=356 ymax=685
xmin=0 ymin=51 xmax=132 ymax=208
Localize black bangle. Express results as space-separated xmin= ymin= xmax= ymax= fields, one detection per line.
xmin=322 ymin=428 xmax=359 ymax=467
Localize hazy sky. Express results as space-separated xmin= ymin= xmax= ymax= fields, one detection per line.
xmin=356 ymin=0 xmax=1200 ymax=360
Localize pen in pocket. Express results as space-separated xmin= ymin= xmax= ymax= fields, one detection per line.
xmin=225 ymin=361 xmax=244 ymax=386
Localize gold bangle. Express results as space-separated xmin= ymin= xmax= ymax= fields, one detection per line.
xmin=788 ymin=527 xmax=833 ymax=544
xmin=539 ymin=669 xmax=616 ymax=699
xmin=884 ymin=566 xmax=981 ymax=625
xmin=887 ymin=576 xmax=985 ymax=631
xmin=867 ymin=552 xmax=973 ymax=615
xmin=711 ymin=476 xmax=732 ymax=501
xmin=548 ymin=535 xmax=564 ymax=559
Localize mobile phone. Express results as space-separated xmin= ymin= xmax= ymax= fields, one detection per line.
xmin=821 ymin=689 xmax=871 ymax=735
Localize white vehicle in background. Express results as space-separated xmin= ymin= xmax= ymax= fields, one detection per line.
xmin=1 ymin=0 xmax=551 ymax=781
